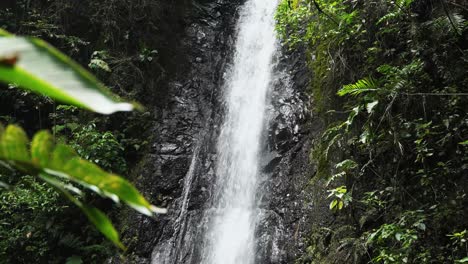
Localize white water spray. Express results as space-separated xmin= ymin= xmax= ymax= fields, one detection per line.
xmin=203 ymin=0 xmax=278 ymax=263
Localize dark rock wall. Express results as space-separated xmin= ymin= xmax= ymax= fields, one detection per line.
xmin=121 ymin=0 xmax=243 ymax=263
xmin=121 ymin=1 xmax=331 ymax=263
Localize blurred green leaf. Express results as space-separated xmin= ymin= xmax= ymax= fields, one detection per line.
xmin=0 ymin=125 xmax=30 ymax=163
xmin=0 ymin=28 xmax=11 ymax=37
xmin=0 ymin=124 xmax=166 ymax=248
xmin=0 ymin=35 xmax=133 ymax=114
xmin=31 ymin=130 xmax=54 ymax=167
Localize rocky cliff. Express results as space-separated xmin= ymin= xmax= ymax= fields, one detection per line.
xmin=119 ymin=1 xmax=331 ymax=263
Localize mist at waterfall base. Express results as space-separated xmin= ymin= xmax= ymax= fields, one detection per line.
xmin=202 ymin=0 xmax=279 ymax=263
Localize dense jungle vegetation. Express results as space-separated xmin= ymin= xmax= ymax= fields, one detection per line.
xmin=0 ymin=0 xmax=467 ymax=263
xmin=276 ymin=0 xmax=467 ymax=263
xmin=0 ymin=1 xmax=174 ymax=263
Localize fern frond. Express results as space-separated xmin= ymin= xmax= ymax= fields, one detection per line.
xmin=396 ymin=0 xmax=414 ymax=7
xmin=377 ymin=11 xmax=402 ymax=25
xmin=338 ymin=78 xmax=378 ymax=96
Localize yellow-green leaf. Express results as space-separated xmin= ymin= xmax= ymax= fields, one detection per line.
xmin=58 ymin=158 xmax=157 ymax=215
xmin=31 ymin=130 xmax=54 ymax=167
xmin=0 ymin=125 xmax=30 ymax=162
xmin=49 ymin=144 xmax=78 ymax=169
xmin=0 ymin=29 xmax=11 ymax=37
xmin=0 ymin=124 xmax=4 ymax=158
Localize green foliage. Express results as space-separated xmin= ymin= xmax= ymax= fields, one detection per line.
xmin=68 ymin=122 xmax=127 ymax=174
xmin=275 ymin=0 xmax=312 ymax=47
xmin=0 ymin=175 xmax=61 ymax=262
xmin=0 ymin=28 xmax=163 ymax=251
xmin=0 ymin=175 xmax=112 ymax=263
xmin=88 ymin=50 xmax=112 ymax=74
xmin=367 ymin=210 xmax=426 ymax=263
xmin=278 ymin=0 xmax=468 ymax=262
xmin=327 ymin=186 xmax=351 ymax=211
xmin=0 ymin=1 xmax=167 ymax=262
xmin=138 ymin=48 xmax=158 ymax=63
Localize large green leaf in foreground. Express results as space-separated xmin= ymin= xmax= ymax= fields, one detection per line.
xmin=0 ymin=33 xmax=133 ymax=114
xmin=0 ymin=124 xmax=166 ymax=248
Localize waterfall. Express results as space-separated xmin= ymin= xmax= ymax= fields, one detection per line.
xmin=203 ymin=0 xmax=278 ymax=263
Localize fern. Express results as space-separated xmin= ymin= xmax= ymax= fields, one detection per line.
xmin=377 ymin=0 xmax=414 ymax=25
xmin=337 ymin=78 xmax=377 ymax=96
xmin=377 ymin=11 xmax=402 ymax=25
xmin=431 ymin=13 xmax=467 ymax=35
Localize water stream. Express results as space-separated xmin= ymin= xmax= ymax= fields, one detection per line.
xmin=202 ymin=0 xmax=279 ymax=263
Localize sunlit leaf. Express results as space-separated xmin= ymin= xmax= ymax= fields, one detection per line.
xmin=338 ymin=78 xmax=377 ymax=96
xmin=456 ymin=257 xmax=468 ymax=263
xmin=338 ymin=200 xmax=344 ymax=210
xmin=0 ymin=36 xmax=133 ymax=114
xmin=335 ymin=159 xmax=357 ymax=171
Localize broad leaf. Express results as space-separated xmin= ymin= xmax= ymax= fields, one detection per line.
xmin=0 ymin=125 xmax=165 ymax=216
xmin=47 ymin=158 xmax=159 ymax=215
xmin=0 ymin=35 xmax=133 ymax=114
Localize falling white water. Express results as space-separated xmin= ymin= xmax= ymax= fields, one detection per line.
xmin=203 ymin=0 xmax=278 ymax=263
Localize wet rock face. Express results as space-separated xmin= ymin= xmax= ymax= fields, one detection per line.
xmin=121 ymin=0 xmax=243 ymax=263
xmin=254 ymin=46 xmax=325 ymax=263
xmin=122 ymin=1 xmax=329 ymax=263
